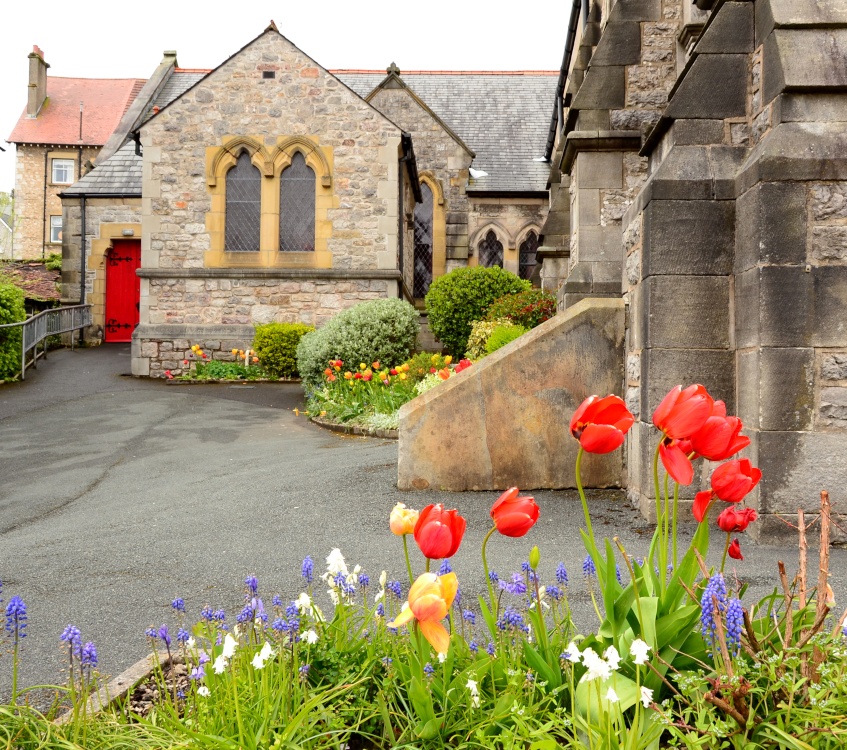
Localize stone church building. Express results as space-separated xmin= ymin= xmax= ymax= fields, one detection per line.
xmin=59 ymin=23 xmax=556 ymax=373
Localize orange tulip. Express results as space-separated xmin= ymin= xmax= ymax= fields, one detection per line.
xmin=389 ymin=502 xmax=419 ymax=535
xmin=388 ymin=572 xmax=458 ymax=654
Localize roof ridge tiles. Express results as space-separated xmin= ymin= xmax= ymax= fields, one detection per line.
xmin=330 ymin=69 xmax=558 ymax=75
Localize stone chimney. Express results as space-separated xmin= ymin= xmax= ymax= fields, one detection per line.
xmin=27 ymin=45 xmax=50 ymax=118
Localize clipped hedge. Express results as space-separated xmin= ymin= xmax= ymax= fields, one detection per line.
xmin=424 ymin=266 xmax=530 ymax=357
xmin=296 ymin=298 xmax=419 ymax=389
xmin=485 ymin=324 xmax=527 ymax=355
xmin=485 ymin=289 xmax=556 ymax=330
xmin=0 ymin=281 xmax=26 ymax=381
xmin=252 ymin=322 xmax=314 ymax=379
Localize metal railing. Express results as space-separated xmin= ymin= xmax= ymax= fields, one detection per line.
xmin=0 ymin=304 xmax=92 ymax=380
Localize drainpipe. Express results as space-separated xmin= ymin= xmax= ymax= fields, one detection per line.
xmin=42 ymin=149 xmax=48 ymax=259
xmin=78 ymin=193 xmax=86 ymax=344
xmin=544 ymin=0 xmax=582 ymax=161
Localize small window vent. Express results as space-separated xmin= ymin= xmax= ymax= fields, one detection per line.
xmin=262 ymin=71 xmax=275 ymax=79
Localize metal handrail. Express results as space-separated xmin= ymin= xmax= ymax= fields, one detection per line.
xmin=0 ymin=304 xmax=92 ymax=380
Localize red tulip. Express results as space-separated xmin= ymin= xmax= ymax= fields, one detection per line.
xmin=490 ymin=487 xmax=540 ymax=538
xmin=727 ymin=538 xmax=744 ymax=560
xmin=653 ymin=385 xmax=714 ymax=440
xmin=712 ymin=459 xmax=762 ymax=503
xmin=414 ymin=504 xmax=467 ymax=559
xmin=659 ymin=440 xmax=695 ymax=485
xmin=570 ymin=395 xmax=634 ymax=454
xmin=717 ymin=506 xmax=758 ymax=533
xmin=692 ymin=490 xmax=714 ymax=523
xmin=687 ymin=402 xmax=749 ymax=461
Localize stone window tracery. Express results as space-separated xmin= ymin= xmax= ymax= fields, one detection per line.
xmin=478 ymin=230 xmax=504 ymax=268
xmin=225 ymin=152 xmax=261 ymax=252
xmin=279 ymin=152 xmax=316 ymax=252
xmin=413 ymin=182 xmax=434 ymax=297
xmin=519 ymin=231 xmax=539 ymax=281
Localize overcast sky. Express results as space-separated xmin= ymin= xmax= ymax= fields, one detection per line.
xmin=0 ymin=1 xmax=568 ymax=195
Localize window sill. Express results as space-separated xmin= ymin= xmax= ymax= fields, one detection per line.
xmin=204 ymin=249 xmax=332 ymax=269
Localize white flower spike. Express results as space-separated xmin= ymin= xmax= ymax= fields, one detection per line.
xmin=564 ymin=641 xmax=582 ymax=663
xmin=630 ymin=638 xmax=651 ymax=665
xmin=197 ymin=686 xmax=210 ymax=697
xmin=213 ymin=655 xmax=228 ymax=674
xmin=640 ymin=685 xmax=654 ymax=707
xmin=605 ymin=687 xmax=620 ymax=704
xmin=222 ymin=633 xmax=238 ymax=659
xmin=303 ymin=629 xmax=319 ymax=645
xmin=604 ymin=645 xmax=621 ymax=671
xmin=580 ymin=647 xmax=612 ymax=683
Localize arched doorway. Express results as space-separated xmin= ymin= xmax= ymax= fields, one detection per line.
xmin=104 ymin=239 xmax=141 ymax=342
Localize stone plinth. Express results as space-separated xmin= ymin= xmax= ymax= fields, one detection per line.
xmin=397 ymin=298 xmax=625 ymax=491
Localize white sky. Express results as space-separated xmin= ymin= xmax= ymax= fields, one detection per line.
xmin=0 ymin=1 xmax=568 ymax=195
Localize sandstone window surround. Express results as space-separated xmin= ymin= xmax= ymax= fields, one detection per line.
xmin=204 ymin=135 xmax=336 ymax=269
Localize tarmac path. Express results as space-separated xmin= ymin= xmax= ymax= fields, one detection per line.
xmin=1 ymin=344 xmax=844 ymax=701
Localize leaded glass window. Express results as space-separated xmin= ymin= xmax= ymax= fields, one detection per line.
xmin=225 ymin=152 xmax=261 ymax=252
xmin=478 ymin=230 xmax=503 ymax=268
xmin=519 ymin=231 xmax=539 ymax=281
xmin=413 ymin=183 xmax=434 ymax=297
xmin=279 ymin=152 xmax=316 ymax=252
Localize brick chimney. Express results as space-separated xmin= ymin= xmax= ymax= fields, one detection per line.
xmin=27 ymin=45 xmax=50 ymax=118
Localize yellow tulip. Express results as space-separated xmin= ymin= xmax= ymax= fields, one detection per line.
xmin=388 ymin=572 xmax=458 ymax=655
xmin=443 ymin=355 xmax=452 ymax=365
xmin=389 ymin=502 xmax=419 ymax=536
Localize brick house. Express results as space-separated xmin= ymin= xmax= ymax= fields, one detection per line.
xmin=6 ymin=46 xmax=146 ymax=260
xmin=59 ymin=23 xmax=556 ymax=374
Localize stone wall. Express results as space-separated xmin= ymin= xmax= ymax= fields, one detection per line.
xmin=398 ymin=299 xmax=625 ymax=491
xmin=369 ymin=84 xmax=473 ymax=271
xmin=13 ymin=144 xmax=99 ymax=260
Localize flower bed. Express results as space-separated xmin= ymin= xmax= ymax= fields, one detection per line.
xmin=3 ymin=383 xmax=847 ymax=749
xmin=303 ymin=354 xmax=472 ymax=432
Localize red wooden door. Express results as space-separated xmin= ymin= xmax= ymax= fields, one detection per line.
xmin=104 ymin=239 xmax=141 ymax=342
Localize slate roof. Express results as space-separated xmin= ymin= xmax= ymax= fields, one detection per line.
xmin=61 ymin=141 xmax=142 ymax=196
xmin=8 ymin=77 xmax=145 ymax=146
xmin=335 ymin=71 xmax=558 ymax=192
xmin=64 ymin=68 xmax=557 ymax=195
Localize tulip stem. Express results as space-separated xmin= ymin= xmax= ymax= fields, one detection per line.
xmin=672 ymin=481 xmax=680 ymax=570
xmin=425 ymin=558 xmax=431 ymax=574
xmin=721 ymin=532 xmax=731 ymax=572
xmin=402 ymin=535 xmax=414 ymax=585
xmin=481 ymin=525 xmax=498 ymax=617
xmin=575 ymin=447 xmax=596 ymax=547
xmin=652 ymin=441 xmax=662 ymax=563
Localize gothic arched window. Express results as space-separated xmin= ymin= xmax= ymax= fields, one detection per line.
xmin=478 ymin=230 xmax=503 ymax=268
xmin=279 ymin=152 xmax=316 ymax=252
xmin=519 ymin=231 xmax=539 ymax=281
xmin=413 ymin=182 xmax=434 ymax=297
xmin=225 ymin=152 xmax=261 ymax=252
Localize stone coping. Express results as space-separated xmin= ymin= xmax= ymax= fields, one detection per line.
xmin=137 ymin=268 xmax=404 ymax=280
xmin=55 ymin=650 xmax=171 ymax=724
xmin=310 ymin=415 xmax=398 ymax=440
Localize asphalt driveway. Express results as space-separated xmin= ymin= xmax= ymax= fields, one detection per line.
xmin=1 ymin=345 xmax=845 ymax=702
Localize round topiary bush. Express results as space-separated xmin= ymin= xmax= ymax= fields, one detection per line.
xmin=296 ymin=298 xmax=419 ymax=389
xmin=465 ymin=318 xmax=517 ymax=360
xmin=424 ymin=266 xmax=530 ymax=356
xmin=484 ymin=289 xmax=556 ymax=330
xmin=0 ymin=281 xmax=26 ymax=381
xmin=485 ymin=324 xmax=527 ymax=355
xmin=252 ymin=322 xmax=314 ymax=379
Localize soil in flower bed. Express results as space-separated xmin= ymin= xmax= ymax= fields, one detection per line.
xmin=123 ymin=656 xmax=187 ymax=718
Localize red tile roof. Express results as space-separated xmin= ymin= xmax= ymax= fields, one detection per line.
xmin=8 ymin=77 xmax=146 ymax=147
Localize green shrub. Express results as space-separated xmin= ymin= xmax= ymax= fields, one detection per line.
xmin=0 ymin=282 xmax=26 ymax=381
xmin=485 ymin=288 xmax=556 ymax=329
xmin=425 ymin=266 xmax=530 ymax=356
xmin=253 ymin=322 xmax=314 ymax=379
xmin=296 ymin=298 xmax=419 ymax=389
xmin=44 ymin=253 xmax=62 ymax=272
xmin=465 ymin=318 xmax=515 ymax=360
xmin=485 ymin=323 xmax=527 ymax=355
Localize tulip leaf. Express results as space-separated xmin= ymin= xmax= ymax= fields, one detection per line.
xmin=575 ymin=673 xmax=639 ymax=721
xmin=415 ymin=719 xmax=441 ymax=740
xmin=522 ymin=640 xmax=559 ymax=688
xmin=634 ymin=596 xmax=659 ymax=651
xmin=408 ymin=676 xmax=436 ymax=726
xmin=478 ymin=596 xmax=499 ymax=641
